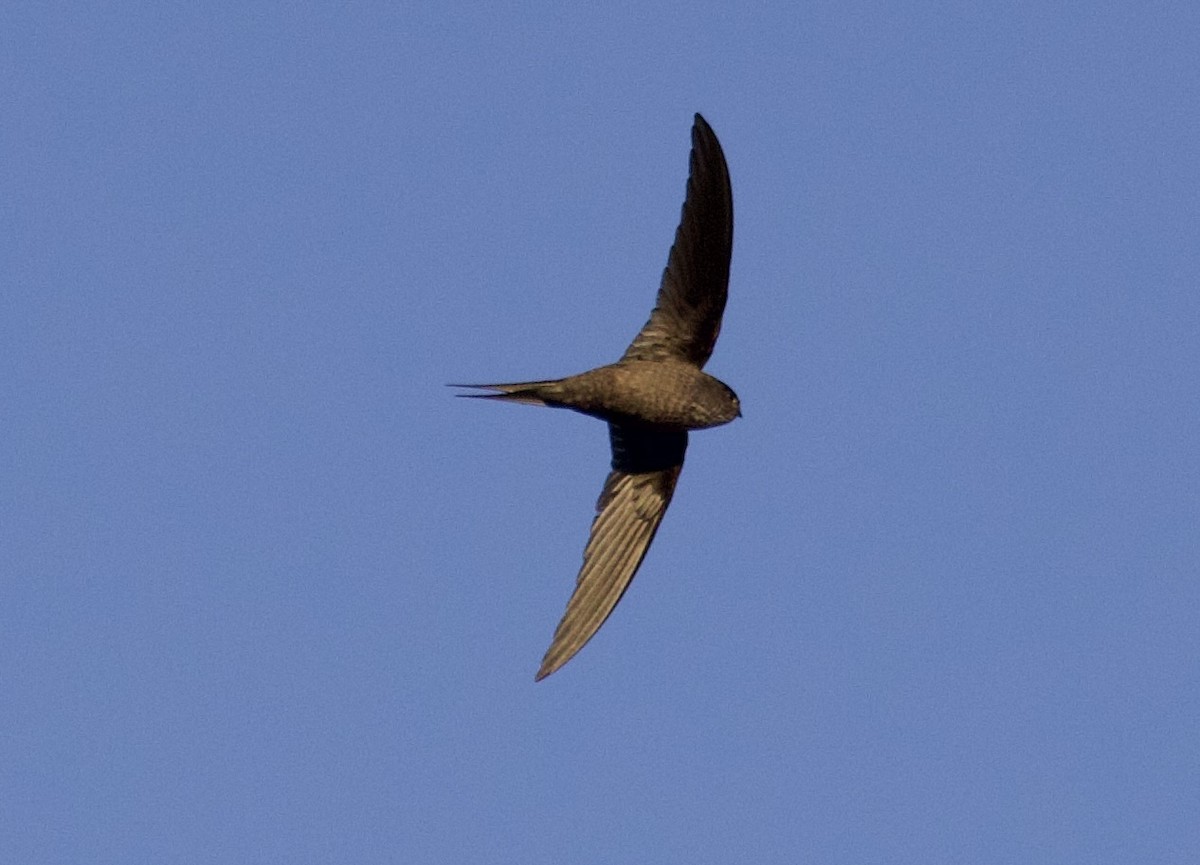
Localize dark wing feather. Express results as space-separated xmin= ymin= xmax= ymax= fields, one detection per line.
xmin=621 ymin=113 xmax=733 ymax=369
xmin=535 ymin=426 xmax=687 ymax=680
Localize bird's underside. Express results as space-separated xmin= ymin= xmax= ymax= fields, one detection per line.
xmin=454 ymin=113 xmax=736 ymax=680
xmin=455 ymin=360 xmax=738 ymax=431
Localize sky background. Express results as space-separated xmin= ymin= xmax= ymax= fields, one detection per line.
xmin=4 ymin=2 xmax=1198 ymax=862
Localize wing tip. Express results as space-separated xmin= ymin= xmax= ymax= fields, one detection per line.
xmin=535 ymin=649 xmax=569 ymax=682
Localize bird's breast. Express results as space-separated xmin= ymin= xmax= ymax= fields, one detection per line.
xmin=556 ymin=361 xmax=737 ymax=430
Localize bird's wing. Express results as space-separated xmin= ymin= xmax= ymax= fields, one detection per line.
xmin=620 ymin=113 xmax=733 ymax=369
xmin=535 ymin=425 xmax=687 ymax=680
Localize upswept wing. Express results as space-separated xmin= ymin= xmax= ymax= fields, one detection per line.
xmin=535 ymin=426 xmax=687 ymax=680
xmin=620 ymin=114 xmax=733 ymax=369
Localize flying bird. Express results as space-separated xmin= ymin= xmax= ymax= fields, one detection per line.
xmin=455 ymin=113 xmax=739 ymax=680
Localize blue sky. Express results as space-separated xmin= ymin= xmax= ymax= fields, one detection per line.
xmin=4 ymin=2 xmax=1198 ymax=862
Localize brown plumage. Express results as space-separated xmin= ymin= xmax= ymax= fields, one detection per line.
xmin=454 ymin=114 xmax=739 ymax=680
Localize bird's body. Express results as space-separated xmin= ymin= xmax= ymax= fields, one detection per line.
xmin=455 ymin=114 xmax=738 ymax=680
xmin=462 ymin=361 xmax=739 ymax=431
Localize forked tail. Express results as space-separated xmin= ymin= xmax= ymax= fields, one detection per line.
xmin=448 ymin=379 xmax=564 ymax=406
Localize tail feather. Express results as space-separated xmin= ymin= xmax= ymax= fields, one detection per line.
xmin=449 ymin=379 xmax=563 ymax=407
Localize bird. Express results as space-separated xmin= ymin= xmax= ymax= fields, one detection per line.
xmin=454 ymin=113 xmax=739 ymax=680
